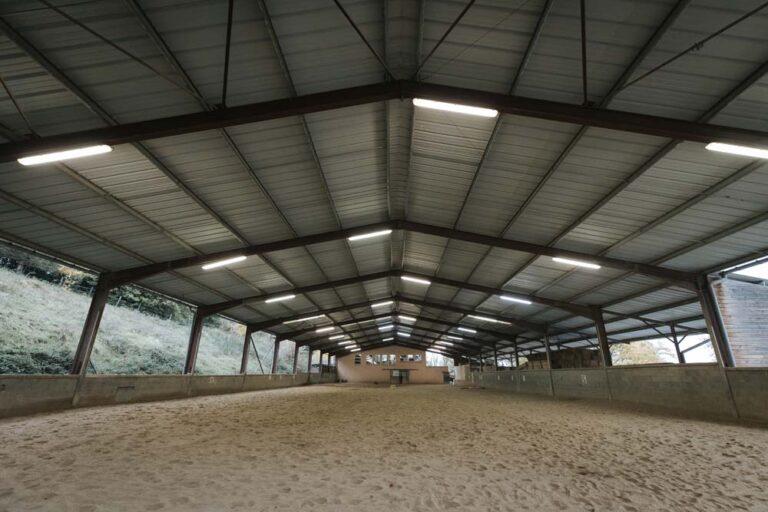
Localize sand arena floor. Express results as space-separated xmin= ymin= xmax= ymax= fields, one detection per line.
xmin=1 ymin=384 xmax=767 ymax=511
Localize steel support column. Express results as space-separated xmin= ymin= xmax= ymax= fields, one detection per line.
xmin=592 ymin=306 xmax=612 ymax=367
xmin=697 ymin=277 xmax=734 ymax=367
xmin=513 ymin=339 xmax=519 ymax=368
xmin=670 ymin=323 xmax=685 ymax=364
xmin=493 ymin=344 xmax=499 ymax=371
xmin=71 ymin=276 xmax=111 ymax=375
xmin=543 ymin=332 xmax=555 ymax=396
xmin=292 ymin=343 xmax=300 ymax=374
xmin=271 ymin=338 xmax=280 ymax=374
xmin=240 ymin=326 xmax=252 ymax=374
xmin=307 ymin=349 xmax=313 ymax=373
xmin=184 ymin=310 xmax=205 ymax=374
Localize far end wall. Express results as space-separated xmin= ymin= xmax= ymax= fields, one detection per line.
xmin=714 ymin=279 xmax=768 ymax=367
xmin=337 ymin=345 xmax=447 ymax=384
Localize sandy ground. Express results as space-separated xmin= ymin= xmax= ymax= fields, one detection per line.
xmin=1 ymin=385 xmax=767 ymax=512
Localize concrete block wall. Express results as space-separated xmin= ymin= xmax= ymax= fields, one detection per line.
xmin=713 ymin=279 xmax=768 ymax=367
xmin=473 ymin=365 xmax=768 ymax=423
xmin=0 ymin=371 xmax=337 ymax=419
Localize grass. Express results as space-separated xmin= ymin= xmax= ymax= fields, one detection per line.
xmin=0 ymin=267 xmax=298 ymax=375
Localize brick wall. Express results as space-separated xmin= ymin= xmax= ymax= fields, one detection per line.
xmin=713 ymin=279 xmax=768 ymax=367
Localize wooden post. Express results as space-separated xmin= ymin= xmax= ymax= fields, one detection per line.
xmin=493 ymin=343 xmax=499 ymax=371
xmin=292 ymin=343 xmax=300 ymax=374
xmin=306 ymin=349 xmax=313 ymax=373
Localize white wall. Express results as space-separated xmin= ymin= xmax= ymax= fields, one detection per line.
xmin=337 ymin=345 xmax=448 ymax=384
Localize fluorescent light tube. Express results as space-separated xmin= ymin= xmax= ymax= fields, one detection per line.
xmin=382 ymin=337 xmax=394 ymax=342
xmin=396 ymin=331 xmax=411 ymax=337
xmin=398 ymin=315 xmax=416 ymax=322
xmin=706 ymin=142 xmax=768 ymax=160
xmin=457 ymin=327 xmax=476 ymax=334
xmin=413 ymin=98 xmax=498 ymax=118
xmin=283 ymin=314 xmax=325 ymax=324
xmin=202 ymin=255 xmax=247 ymax=270
xmin=264 ymin=294 xmax=295 ymax=303
xmin=18 ymin=144 xmax=112 ymax=166
xmin=378 ymin=325 xmax=394 ymax=331
xmin=552 ymin=257 xmax=601 ymax=270
xmin=468 ymin=314 xmax=510 ymax=325
xmin=500 ymin=295 xmax=532 ymax=305
xmin=329 ymin=334 xmax=347 ymax=340
xmin=445 ymin=335 xmax=462 ymax=341
xmin=401 ymin=275 xmax=431 ymax=285
xmin=316 ymin=326 xmax=335 ymax=333
xmin=371 ymin=300 xmax=394 ymax=308
xmin=436 ymin=341 xmax=453 ymax=346
xmin=348 ymin=229 xmax=393 ymax=242
xmin=350 ymin=348 xmax=361 ymax=352
xmin=338 ymin=341 xmax=354 ymax=346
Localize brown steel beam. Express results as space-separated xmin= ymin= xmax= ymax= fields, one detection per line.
xmin=4 ymin=80 xmax=768 ymax=163
xmin=397 ymin=295 xmax=545 ymax=333
xmin=105 ymin=220 xmax=695 ymax=287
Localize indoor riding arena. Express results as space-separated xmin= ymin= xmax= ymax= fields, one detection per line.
xmin=1 ymin=1 xmax=768 ymax=510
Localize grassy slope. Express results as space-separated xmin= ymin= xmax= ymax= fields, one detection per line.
xmin=0 ymin=267 xmax=292 ymax=375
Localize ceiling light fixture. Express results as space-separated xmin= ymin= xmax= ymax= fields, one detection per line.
xmin=457 ymin=327 xmax=476 ymax=334
xmin=413 ymin=98 xmax=498 ymax=118
xmin=468 ymin=314 xmax=510 ymax=325
xmin=401 ymin=275 xmax=431 ymax=285
xmin=706 ymin=142 xmax=768 ymax=160
xmin=398 ymin=315 xmax=416 ymax=322
xmin=500 ymin=295 xmax=532 ymax=305
xmin=283 ymin=314 xmax=325 ymax=324
xmin=347 ymin=229 xmax=393 ymax=242
xmin=445 ymin=335 xmax=462 ymax=341
xmin=264 ymin=294 xmax=295 ymax=304
xmin=202 ymin=255 xmax=247 ymax=270
xmin=552 ymin=257 xmax=601 ymax=270
xmin=382 ymin=337 xmax=394 ymax=342
xmin=396 ymin=331 xmax=411 ymax=337
xmin=329 ymin=334 xmax=348 ymax=340
xmin=18 ymin=144 xmax=112 ymax=166
xmin=378 ymin=325 xmax=394 ymax=331
xmin=350 ymin=348 xmax=361 ymax=352
xmin=315 ymin=326 xmax=335 ymax=333
xmin=371 ymin=300 xmax=394 ymax=308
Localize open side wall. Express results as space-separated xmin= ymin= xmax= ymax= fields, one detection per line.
xmin=0 ymin=372 xmax=338 ymax=419
xmin=472 ymin=365 xmax=768 ymax=423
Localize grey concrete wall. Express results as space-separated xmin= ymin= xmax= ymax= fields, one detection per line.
xmin=727 ymin=368 xmax=768 ymax=423
xmin=0 ymin=375 xmax=77 ymax=418
xmin=606 ymin=364 xmax=734 ymax=417
xmin=473 ymin=364 xmax=768 ymax=423
xmin=473 ymin=370 xmax=551 ymax=396
xmin=553 ymin=368 xmax=610 ymax=400
xmin=0 ymin=371 xmax=337 ymax=419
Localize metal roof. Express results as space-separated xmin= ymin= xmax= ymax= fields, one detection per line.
xmin=0 ymin=0 xmax=767 ymax=358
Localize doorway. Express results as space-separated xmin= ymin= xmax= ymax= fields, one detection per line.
xmin=389 ymin=369 xmax=410 ymax=385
